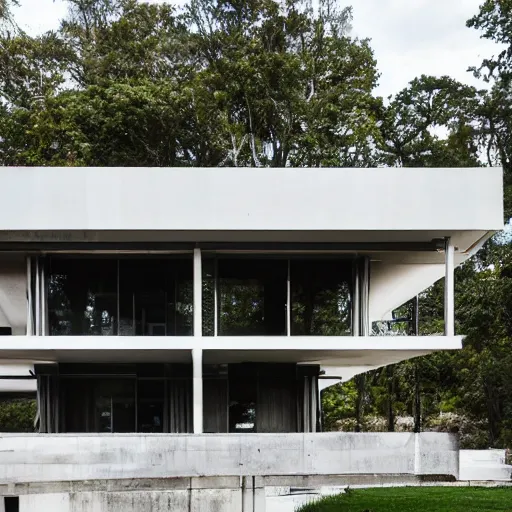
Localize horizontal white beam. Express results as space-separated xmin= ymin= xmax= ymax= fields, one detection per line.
xmin=0 ymin=335 xmax=463 ymax=352
xmin=0 ymin=335 xmax=462 ymax=371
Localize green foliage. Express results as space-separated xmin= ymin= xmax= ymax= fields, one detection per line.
xmin=0 ymin=0 xmax=384 ymax=168
xmin=295 ymin=487 xmax=512 ymax=512
xmin=0 ymin=399 xmax=37 ymax=433
xmin=321 ymin=380 xmax=357 ymax=431
xmin=378 ymin=75 xmax=482 ymax=168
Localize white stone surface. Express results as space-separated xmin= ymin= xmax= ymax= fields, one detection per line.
xmin=459 ymin=450 xmax=512 ymax=481
xmin=0 ymin=433 xmax=459 ymax=485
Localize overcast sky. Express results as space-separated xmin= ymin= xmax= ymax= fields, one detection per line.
xmin=12 ymin=0 xmax=500 ymax=97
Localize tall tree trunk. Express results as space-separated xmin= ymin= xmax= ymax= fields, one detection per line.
xmin=355 ymin=374 xmax=365 ymax=432
xmin=414 ymin=362 xmax=421 ymax=433
xmin=387 ymin=365 xmax=395 ymax=432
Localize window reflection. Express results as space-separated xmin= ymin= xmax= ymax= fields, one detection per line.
xmin=48 ymin=258 xmax=192 ymax=336
xmin=48 ymin=259 xmax=117 ymax=335
xmin=229 ymin=364 xmax=257 ymax=433
xmin=137 ymin=380 xmax=165 ymax=433
xmin=119 ymin=259 xmax=192 ymax=336
xmin=291 ymin=260 xmax=352 ymax=335
xmin=217 ymin=259 xmax=287 ymax=336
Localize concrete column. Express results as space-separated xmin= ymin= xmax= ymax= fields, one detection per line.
xmin=26 ymin=256 xmax=33 ymax=336
xmin=34 ymin=257 xmax=40 ymax=336
xmin=361 ymin=257 xmax=370 ymax=336
xmin=193 ymin=248 xmax=203 ymax=434
xmin=192 ymin=348 xmax=203 ymax=434
xmin=310 ymin=377 xmax=317 ymax=433
xmin=193 ymin=248 xmax=202 ymax=337
xmin=444 ymin=239 xmax=455 ymax=337
xmin=353 ymin=262 xmax=360 ymax=337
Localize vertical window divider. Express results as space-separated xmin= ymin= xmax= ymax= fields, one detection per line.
xmin=41 ymin=259 xmax=47 ymax=336
xmin=35 ymin=257 xmax=40 ymax=336
xmin=116 ymin=259 xmax=120 ymax=336
xmin=353 ymin=257 xmax=360 ymax=337
xmin=361 ymin=257 xmax=370 ymax=337
xmin=26 ymin=256 xmax=33 ymax=336
xmin=214 ymin=256 xmax=219 ymax=337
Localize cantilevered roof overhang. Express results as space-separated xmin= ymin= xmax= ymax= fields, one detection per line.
xmin=0 ymin=166 xmax=503 ymax=246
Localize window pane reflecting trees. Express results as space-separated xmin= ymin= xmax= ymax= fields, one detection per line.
xmin=291 ymin=260 xmax=352 ymax=336
xmin=48 ymin=259 xmax=117 ymax=335
xmin=48 ymin=256 xmax=352 ymax=336
xmin=48 ymin=258 xmax=192 ymax=336
xmin=218 ymin=259 xmax=287 ymax=336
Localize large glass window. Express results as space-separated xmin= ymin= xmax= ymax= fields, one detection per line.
xmin=63 ymin=377 xmax=136 ymax=433
xmin=217 ymin=259 xmax=287 ymax=336
xmin=203 ymin=257 xmax=352 ymax=336
xmin=48 ymin=259 xmax=118 ymax=336
xmin=291 ymin=259 xmax=352 ymax=336
xmin=48 ymin=257 xmax=192 ymax=336
xmin=47 ymin=255 xmax=353 ymax=337
xmin=119 ymin=259 xmax=192 ymax=336
xmin=58 ymin=364 xmax=191 ymax=433
xmin=137 ymin=380 xmax=165 ymax=433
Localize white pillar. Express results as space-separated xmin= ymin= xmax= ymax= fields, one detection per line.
xmin=192 ymin=348 xmax=203 ymax=434
xmin=41 ymin=261 xmax=46 ymax=336
xmin=34 ymin=257 xmax=40 ymax=336
xmin=353 ymin=261 xmax=360 ymax=337
xmin=444 ymin=238 xmax=455 ymax=337
xmin=193 ymin=248 xmax=203 ymax=433
xmin=193 ymin=248 xmax=202 ymax=337
xmin=26 ymin=256 xmax=33 ymax=336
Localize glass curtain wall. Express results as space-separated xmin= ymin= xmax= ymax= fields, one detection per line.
xmin=44 ymin=255 xmax=357 ymax=336
xmin=203 ymin=257 xmax=354 ymax=336
xmin=47 ymin=257 xmax=193 ymax=336
xmin=54 ymin=364 xmax=192 ymax=433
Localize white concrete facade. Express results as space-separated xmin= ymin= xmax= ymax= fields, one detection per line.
xmin=0 ymin=167 xmax=503 ymax=389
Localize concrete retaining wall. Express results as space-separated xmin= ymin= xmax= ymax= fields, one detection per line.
xmin=0 ymin=433 xmax=459 ymax=512
xmin=0 ymin=433 xmax=458 ymax=484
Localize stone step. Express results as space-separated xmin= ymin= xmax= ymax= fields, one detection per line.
xmin=459 ymin=464 xmax=512 ymax=482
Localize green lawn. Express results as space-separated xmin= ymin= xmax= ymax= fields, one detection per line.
xmin=295 ymin=487 xmax=512 ymax=512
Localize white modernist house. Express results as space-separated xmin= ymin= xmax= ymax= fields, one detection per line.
xmin=0 ymin=166 xmax=504 ymax=510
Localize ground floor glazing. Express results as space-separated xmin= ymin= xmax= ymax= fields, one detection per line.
xmin=35 ymin=363 xmax=320 ymax=434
